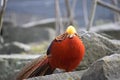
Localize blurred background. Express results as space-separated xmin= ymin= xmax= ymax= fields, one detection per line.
xmin=0 ymin=0 xmax=120 ymax=80
xmin=5 ymin=0 xmax=117 ymax=27
xmin=0 ymin=0 xmax=119 ymax=54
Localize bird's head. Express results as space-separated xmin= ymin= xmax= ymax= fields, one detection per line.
xmin=66 ymin=25 xmax=77 ymax=38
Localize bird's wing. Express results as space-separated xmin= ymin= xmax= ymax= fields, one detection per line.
xmin=55 ymin=33 xmax=68 ymax=41
xmin=47 ymin=33 xmax=68 ymax=55
xmin=47 ymin=41 xmax=53 ymax=55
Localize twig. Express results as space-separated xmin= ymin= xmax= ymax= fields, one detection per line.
xmin=71 ymin=0 xmax=77 ymax=11
xmin=87 ymin=0 xmax=97 ymax=31
xmin=0 ymin=0 xmax=7 ymax=43
xmin=65 ymin=0 xmax=75 ymax=25
xmin=82 ymin=0 xmax=89 ymax=26
xmin=97 ymin=0 xmax=120 ymax=13
xmin=55 ymin=0 xmax=64 ymax=35
xmin=112 ymin=0 xmax=120 ymax=22
xmin=0 ymin=0 xmax=7 ymax=34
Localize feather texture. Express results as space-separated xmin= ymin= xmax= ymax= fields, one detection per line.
xmin=16 ymin=26 xmax=85 ymax=80
xmin=16 ymin=56 xmax=55 ymax=80
xmin=49 ymin=34 xmax=85 ymax=71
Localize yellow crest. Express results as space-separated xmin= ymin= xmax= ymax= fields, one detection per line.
xmin=66 ymin=25 xmax=77 ymax=34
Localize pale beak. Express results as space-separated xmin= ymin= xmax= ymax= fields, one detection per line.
xmin=69 ymin=34 xmax=75 ymax=38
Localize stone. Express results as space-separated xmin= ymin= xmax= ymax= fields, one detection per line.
xmin=99 ymin=30 xmax=120 ymax=40
xmin=0 ymin=54 xmax=40 ymax=80
xmin=25 ymin=70 xmax=86 ymax=80
xmin=90 ymin=22 xmax=120 ymax=40
xmin=0 ymin=42 xmax=30 ymax=54
xmin=0 ymin=31 xmax=120 ymax=80
xmin=2 ymin=26 xmax=55 ymax=43
xmin=81 ymin=53 xmax=120 ymax=80
xmin=77 ymin=31 xmax=120 ymax=70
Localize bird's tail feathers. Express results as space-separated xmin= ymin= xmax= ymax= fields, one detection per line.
xmin=16 ymin=56 xmax=55 ymax=80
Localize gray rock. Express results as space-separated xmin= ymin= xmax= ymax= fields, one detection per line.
xmin=2 ymin=26 xmax=55 ymax=43
xmin=90 ymin=22 xmax=120 ymax=40
xmin=0 ymin=54 xmax=40 ymax=80
xmin=81 ymin=53 xmax=120 ymax=80
xmin=25 ymin=70 xmax=86 ymax=80
xmin=77 ymin=31 xmax=120 ymax=70
xmin=0 ymin=31 xmax=120 ymax=80
xmin=0 ymin=42 xmax=30 ymax=54
xmin=99 ymin=30 xmax=120 ymax=40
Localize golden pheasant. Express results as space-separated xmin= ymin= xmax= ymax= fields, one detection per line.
xmin=17 ymin=25 xmax=85 ymax=80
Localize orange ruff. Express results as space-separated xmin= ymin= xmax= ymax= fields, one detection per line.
xmin=49 ymin=36 xmax=85 ymax=71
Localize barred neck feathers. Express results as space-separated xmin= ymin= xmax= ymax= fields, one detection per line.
xmin=55 ymin=25 xmax=79 ymax=41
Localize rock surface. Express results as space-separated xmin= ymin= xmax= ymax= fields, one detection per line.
xmin=0 ymin=54 xmax=40 ymax=80
xmin=0 ymin=31 xmax=120 ymax=80
xmin=81 ymin=53 xmax=120 ymax=80
xmin=2 ymin=26 xmax=55 ymax=43
xmin=90 ymin=22 xmax=120 ymax=40
xmin=0 ymin=42 xmax=30 ymax=54
xmin=77 ymin=31 xmax=120 ymax=70
xmin=25 ymin=70 xmax=85 ymax=80
xmin=25 ymin=53 xmax=120 ymax=80
xmin=99 ymin=30 xmax=120 ymax=40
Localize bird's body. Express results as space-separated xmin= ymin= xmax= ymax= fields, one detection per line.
xmin=17 ymin=26 xmax=85 ymax=80
xmin=48 ymin=34 xmax=85 ymax=71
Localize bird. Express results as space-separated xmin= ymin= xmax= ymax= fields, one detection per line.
xmin=16 ymin=25 xmax=85 ymax=80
